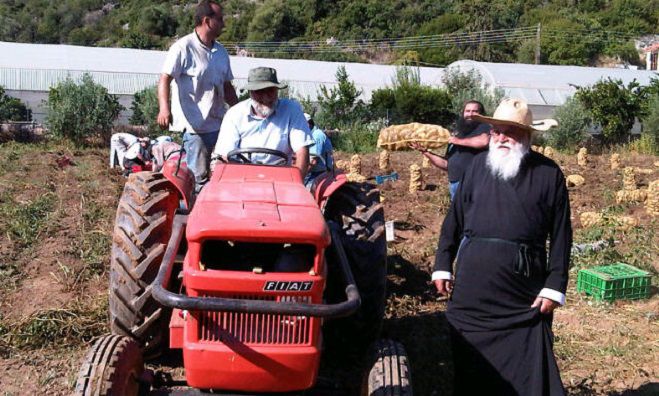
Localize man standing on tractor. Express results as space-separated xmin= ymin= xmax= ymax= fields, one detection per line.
xmin=212 ymin=67 xmax=314 ymax=179
xmin=157 ymin=0 xmax=239 ymax=193
xmin=410 ymin=100 xmax=491 ymax=200
xmin=433 ymin=98 xmax=571 ymax=395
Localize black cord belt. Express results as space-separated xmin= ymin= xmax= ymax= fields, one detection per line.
xmin=469 ymin=237 xmax=544 ymax=278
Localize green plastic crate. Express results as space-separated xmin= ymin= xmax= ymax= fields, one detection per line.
xmin=576 ymin=263 xmax=651 ymax=302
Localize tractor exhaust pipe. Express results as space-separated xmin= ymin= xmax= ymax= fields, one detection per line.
xmin=151 ymin=215 xmax=361 ymax=318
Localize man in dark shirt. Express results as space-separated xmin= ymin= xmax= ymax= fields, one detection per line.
xmin=410 ymin=100 xmax=490 ymax=199
xmin=433 ymin=98 xmax=571 ymax=395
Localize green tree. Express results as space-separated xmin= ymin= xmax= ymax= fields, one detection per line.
xmin=0 ymin=86 xmax=31 ymax=122
xmin=545 ymin=97 xmax=590 ymax=150
xmin=639 ymin=95 xmax=659 ymax=154
xmin=441 ymin=67 xmax=505 ymax=117
xmin=129 ymin=86 xmax=159 ymax=134
xmin=46 ymin=74 xmax=124 ymax=146
xmin=246 ymin=0 xmax=311 ymax=44
xmin=370 ymin=67 xmax=454 ymax=126
xmin=316 ymin=66 xmax=366 ymax=129
xmin=414 ymin=14 xmax=464 ymax=66
xmin=456 ymin=0 xmax=524 ymax=62
xmin=574 ymin=78 xmax=647 ymax=145
xmin=140 ymin=5 xmax=177 ymax=37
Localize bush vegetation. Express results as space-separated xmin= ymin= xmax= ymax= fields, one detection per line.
xmin=45 ymin=74 xmax=124 ymax=146
xmin=574 ymin=78 xmax=649 ymax=146
xmin=129 ymin=85 xmax=160 ymax=134
xmin=545 ymin=98 xmax=590 ymax=151
xmin=441 ymin=67 xmax=504 ymax=116
xmin=0 ymin=86 xmax=31 ymax=122
xmin=370 ymin=67 xmax=454 ymax=126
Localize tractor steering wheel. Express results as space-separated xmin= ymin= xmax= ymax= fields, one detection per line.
xmin=226 ymin=148 xmax=290 ymax=165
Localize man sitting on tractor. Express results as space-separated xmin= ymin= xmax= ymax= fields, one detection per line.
xmin=212 ymin=67 xmax=314 ymax=179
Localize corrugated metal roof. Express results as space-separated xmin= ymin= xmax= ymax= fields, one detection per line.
xmin=0 ymin=68 xmax=159 ymax=95
xmin=2 ymin=41 xmax=657 ymax=107
xmin=0 ymin=41 xmax=444 ymax=99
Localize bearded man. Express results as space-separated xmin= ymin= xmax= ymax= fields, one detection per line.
xmin=432 ymin=98 xmax=571 ymax=395
xmin=212 ymin=67 xmax=313 ymax=178
xmin=410 ymin=100 xmax=491 ymax=199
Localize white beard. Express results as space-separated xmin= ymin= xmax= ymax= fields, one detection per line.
xmin=252 ymin=99 xmax=277 ymax=118
xmin=486 ymin=138 xmax=530 ymax=180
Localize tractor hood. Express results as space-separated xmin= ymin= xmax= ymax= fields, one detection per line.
xmin=186 ymin=164 xmax=330 ymax=247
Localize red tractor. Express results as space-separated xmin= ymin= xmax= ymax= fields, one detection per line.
xmin=75 ymin=148 xmax=412 ymax=395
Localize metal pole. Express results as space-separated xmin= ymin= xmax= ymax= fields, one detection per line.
xmin=535 ymin=23 xmax=541 ymax=64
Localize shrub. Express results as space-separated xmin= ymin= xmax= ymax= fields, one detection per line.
xmin=330 ymin=122 xmax=380 ymax=153
xmin=441 ymin=67 xmax=504 ymax=116
xmin=545 ymin=97 xmax=590 ymax=150
xmin=316 ymin=66 xmax=368 ymax=129
xmin=0 ymin=86 xmax=31 ymax=122
xmin=46 ymin=74 xmax=124 ymax=146
xmin=635 ymin=95 xmax=659 ymax=155
xmin=129 ymin=85 xmax=159 ymax=134
xmin=370 ymin=67 xmax=454 ymax=126
xmin=574 ymin=78 xmax=647 ymax=146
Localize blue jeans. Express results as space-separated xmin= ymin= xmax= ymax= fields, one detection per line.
xmin=183 ymin=130 xmax=219 ymax=193
xmin=449 ymin=181 xmax=460 ymax=200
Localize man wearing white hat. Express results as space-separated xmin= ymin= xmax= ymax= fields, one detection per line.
xmin=433 ymin=98 xmax=571 ymax=395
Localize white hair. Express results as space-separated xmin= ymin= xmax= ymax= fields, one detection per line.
xmin=486 ymin=135 xmax=530 ymax=180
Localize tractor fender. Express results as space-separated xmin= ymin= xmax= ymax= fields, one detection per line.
xmin=162 ymin=158 xmax=194 ymax=210
xmin=313 ymin=171 xmax=348 ymax=210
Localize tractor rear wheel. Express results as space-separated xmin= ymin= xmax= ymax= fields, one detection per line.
xmin=75 ymin=334 xmax=147 ymax=396
xmin=324 ymin=182 xmax=386 ymax=358
xmin=363 ymin=339 xmax=412 ymax=396
xmin=109 ymin=172 xmax=179 ymax=358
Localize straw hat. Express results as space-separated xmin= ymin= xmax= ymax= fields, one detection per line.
xmin=471 ymin=98 xmax=557 ymax=132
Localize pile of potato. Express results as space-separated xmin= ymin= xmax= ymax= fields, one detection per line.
xmin=647 ymin=180 xmax=659 ymax=217
xmin=377 ymin=123 xmax=450 ymax=151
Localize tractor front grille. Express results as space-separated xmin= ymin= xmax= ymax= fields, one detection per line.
xmin=198 ymin=295 xmax=313 ymax=345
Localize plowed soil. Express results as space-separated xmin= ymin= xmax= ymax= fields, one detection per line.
xmin=0 ymin=142 xmax=656 ymax=395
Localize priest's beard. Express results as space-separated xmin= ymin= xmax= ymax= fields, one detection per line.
xmin=486 ymin=137 xmax=530 ymax=180
xmin=252 ymin=98 xmax=278 ymax=118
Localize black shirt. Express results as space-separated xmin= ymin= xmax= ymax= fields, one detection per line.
xmin=446 ymin=122 xmax=491 ymax=182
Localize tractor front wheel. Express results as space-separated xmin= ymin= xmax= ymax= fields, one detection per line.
xmin=109 ymin=172 xmax=179 ymax=357
xmin=75 ymin=334 xmax=147 ymax=396
xmin=363 ymin=339 xmax=413 ymax=396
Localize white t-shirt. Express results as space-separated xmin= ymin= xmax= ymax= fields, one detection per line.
xmin=161 ymin=32 xmax=234 ymax=134
xmin=214 ymin=98 xmax=314 ymax=165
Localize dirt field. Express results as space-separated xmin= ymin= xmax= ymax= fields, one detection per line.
xmin=0 ymin=141 xmax=657 ymax=395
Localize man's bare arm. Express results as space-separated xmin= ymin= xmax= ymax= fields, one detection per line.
xmin=409 ymin=142 xmax=448 ymax=171
xmin=294 ymin=146 xmax=310 ymax=179
xmin=449 ymin=133 xmax=490 ymax=149
xmin=224 ymin=81 xmax=239 ymax=107
xmin=157 ymin=74 xmax=173 ymax=129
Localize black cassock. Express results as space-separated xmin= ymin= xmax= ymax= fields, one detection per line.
xmin=435 ymin=151 xmax=572 ymax=396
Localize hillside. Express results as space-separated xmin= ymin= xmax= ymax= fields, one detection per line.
xmin=0 ymin=0 xmax=657 ymax=67
xmin=0 ymin=140 xmax=656 ymax=394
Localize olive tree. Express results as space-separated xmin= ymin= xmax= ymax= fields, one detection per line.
xmin=46 ymin=74 xmax=124 ymax=146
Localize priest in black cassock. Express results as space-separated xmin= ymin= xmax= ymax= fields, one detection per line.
xmin=432 ymin=98 xmax=571 ymax=396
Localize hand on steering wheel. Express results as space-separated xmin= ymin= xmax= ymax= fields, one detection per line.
xmin=226 ymin=148 xmax=289 ymax=165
